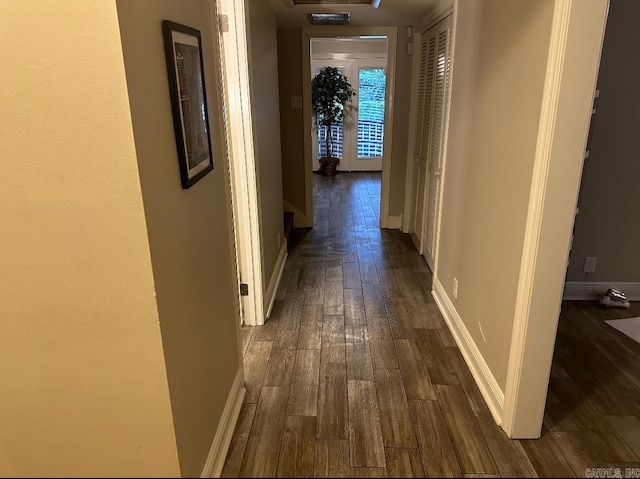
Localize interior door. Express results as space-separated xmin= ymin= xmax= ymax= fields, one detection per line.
xmin=409 ymin=33 xmax=436 ymax=253
xmin=423 ymin=22 xmax=452 ymax=269
xmin=408 ymin=16 xmax=452 ymax=267
xmin=350 ymin=59 xmax=387 ymax=171
xmin=311 ymin=59 xmax=352 ymax=172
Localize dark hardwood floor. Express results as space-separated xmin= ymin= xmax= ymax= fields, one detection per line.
xmin=222 ymin=172 xmax=640 ymax=478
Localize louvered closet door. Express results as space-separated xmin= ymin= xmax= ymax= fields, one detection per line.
xmin=410 ymin=32 xmax=436 ymax=253
xmin=423 ymin=19 xmax=452 ymax=270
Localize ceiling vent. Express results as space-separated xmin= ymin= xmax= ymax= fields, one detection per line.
xmin=308 ymin=12 xmax=351 ymax=25
xmin=294 ymin=0 xmax=374 ymax=5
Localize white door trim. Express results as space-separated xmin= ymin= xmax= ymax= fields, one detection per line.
xmin=216 ymin=0 xmax=265 ymax=326
xmin=501 ymin=0 xmax=608 ymax=438
xmin=302 ymin=26 xmax=397 ymax=229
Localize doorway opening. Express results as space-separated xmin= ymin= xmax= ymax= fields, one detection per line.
xmin=302 ymin=26 xmax=398 ymax=230
xmin=311 ymin=36 xmax=388 ymax=173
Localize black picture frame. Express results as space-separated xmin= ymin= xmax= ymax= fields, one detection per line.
xmin=162 ymin=20 xmax=214 ymax=189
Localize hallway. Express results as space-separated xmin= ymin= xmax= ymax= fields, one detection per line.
xmin=222 ymin=173 xmax=640 ymax=478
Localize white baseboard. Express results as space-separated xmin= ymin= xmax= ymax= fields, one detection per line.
xmin=201 ymin=369 xmax=246 ymax=478
xmin=563 ymin=281 xmax=640 ymax=301
xmin=265 ymin=241 xmax=288 ymax=319
xmin=386 ymin=214 xmax=403 ymax=230
xmin=283 ymin=200 xmax=311 ymax=228
xmin=432 ymin=277 xmax=505 ymax=425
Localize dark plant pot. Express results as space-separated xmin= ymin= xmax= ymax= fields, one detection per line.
xmin=319 ymin=156 xmax=339 ymax=177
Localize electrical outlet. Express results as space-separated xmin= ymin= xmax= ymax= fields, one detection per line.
xmin=584 ymin=256 xmax=597 ymax=273
xmin=453 ymin=278 xmax=458 ymax=299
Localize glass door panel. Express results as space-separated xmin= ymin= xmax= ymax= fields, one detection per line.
xmin=351 ymin=59 xmax=386 ymax=171
xmin=357 ymin=68 xmax=385 ymax=157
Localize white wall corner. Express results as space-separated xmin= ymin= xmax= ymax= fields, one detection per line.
xmin=431 ymin=277 xmax=505 ymax=424
xmin=386 ymin=215 xmax=403 ymax=230
xmin=563 ymin=281 xmax=640 ymax=301
xmin=200 ymin=368 xmax=246 ymax=478
xmin=265 ymin=240 xmax=288 ymax=319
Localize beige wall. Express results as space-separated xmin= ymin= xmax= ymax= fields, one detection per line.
xmin=566 ymin=0 xmax=640 ymax=283
xmin=0 ymin=1 xmax=180 ymax=476
xmin=277 ymin=28 xmax=306 ymax=214
xmin=437 ymin=0 xmax=554 ymax=389
xmin=247 ymin=0 xmax=286 ymax=295
xmin=116 ymin=0 xmax=242 ymax=476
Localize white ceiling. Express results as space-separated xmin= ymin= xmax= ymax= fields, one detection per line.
xmin=265 ymin=0 xmax=443 ymax=28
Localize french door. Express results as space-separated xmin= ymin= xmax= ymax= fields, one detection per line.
xmin=409 ymin=16 xmax=453 ymax=270
xmin=311 ymin=59 xmax=387 ymax=172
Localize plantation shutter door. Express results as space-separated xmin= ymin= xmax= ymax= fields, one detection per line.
xmin=414 ymin=36 xmax=429 ymax=154
xmin=420 ymin=37 xmax=437 ymax=161
xmin=424 ymin=24 xmax=452 ymax=267
xmin=411 ymin=33 xmax=437 ymax=251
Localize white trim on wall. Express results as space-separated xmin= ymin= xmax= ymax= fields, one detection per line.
xmin=200 ymin=369 xmax=246 ymax=478
xmin=265 ymin=241 xmax=288 ymax=319
xmin=302 ymin=26 xmax=397 ymax=230
xmin=563 ymin=281 xmax=640 ymax=301
xmin=217 ymin=0 xmax=264 ymax=326
xmin=432 ymin=278 xmax=505 ymax=425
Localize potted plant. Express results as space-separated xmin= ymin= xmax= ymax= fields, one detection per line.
xmin=311 ymin=66 xmax=355 ymax=176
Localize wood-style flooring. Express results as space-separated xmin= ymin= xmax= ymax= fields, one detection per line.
xmin=222 ymin=172 xmax=640 ymax=478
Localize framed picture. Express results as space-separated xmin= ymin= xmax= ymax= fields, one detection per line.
xmin=162 ymin=20 xmax=214 ymax=189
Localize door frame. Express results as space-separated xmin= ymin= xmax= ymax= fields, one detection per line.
xmin=310 ymin=57 xmax=388 ymax=173
xmin=215 ymin=0 xmax=265 ymax=326
xmin=302 ymin=26 xmax=397 ymax=228
xmin=500 ymin=0 xmax=609 ymax=437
